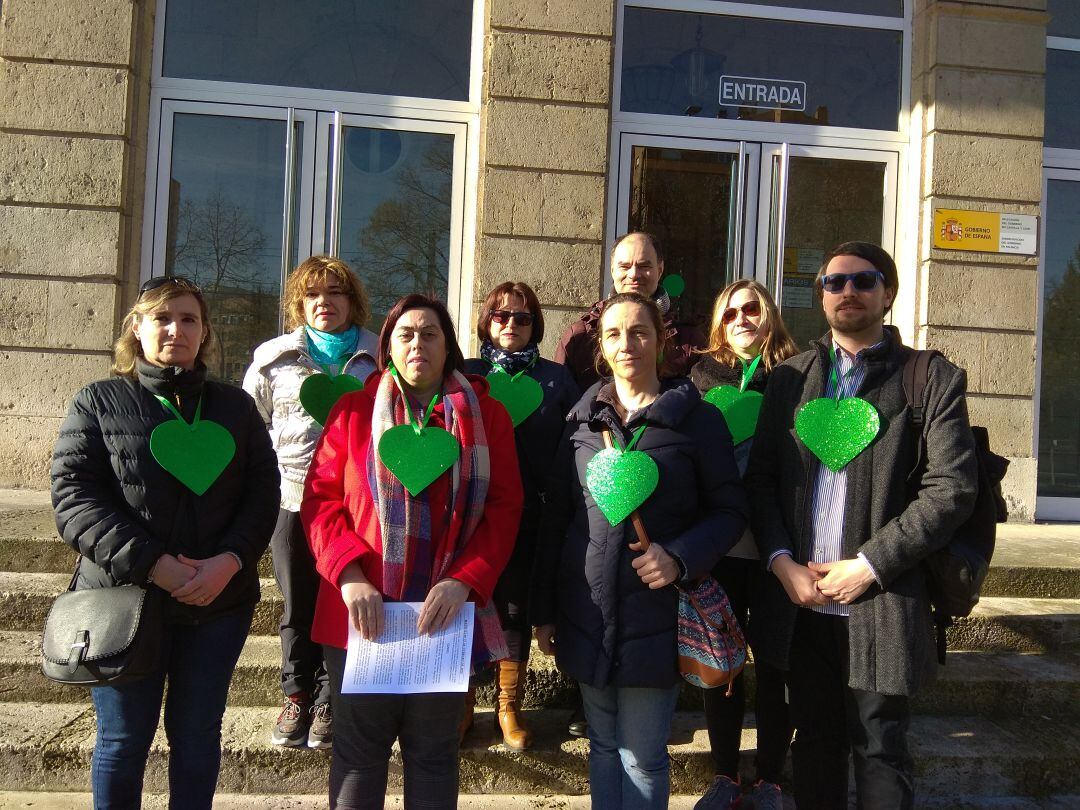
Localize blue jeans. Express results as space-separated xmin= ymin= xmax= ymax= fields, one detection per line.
xmin=579 ymin=682 xmax=681 ymax=810
xmin=90 ymin=607 xmax=254 ymax=810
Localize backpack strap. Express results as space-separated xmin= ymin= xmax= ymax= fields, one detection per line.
xmin=902 ymin=349 xmax=937 ymax=427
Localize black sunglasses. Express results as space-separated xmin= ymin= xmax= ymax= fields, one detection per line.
xmin=490 ymin=310 xmax=534 ymax=327
xmin=721 ymin=299 xmax=761 ymax=324
xmin=819 ymin=270 xmax=885 ymax=294
xmin=139 ymin=276 xmax=202 ymax=296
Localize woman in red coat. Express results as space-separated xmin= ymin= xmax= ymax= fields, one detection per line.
xmin=301 ymin=294 xmax=523 ymax=810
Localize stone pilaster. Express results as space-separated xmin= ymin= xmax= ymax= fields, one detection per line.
xmin=0 ymin=0 xmax=149 ymax=486
xmin=911 ymin=0 xmax=1048 ymax=519
xmin=475 ymin=0 xmax=615 ymax=356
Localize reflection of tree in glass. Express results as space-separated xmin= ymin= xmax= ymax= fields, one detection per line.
xmin=167 ymin=188 xmax=278 ymax=384
xmin=1038 ymin=244 xmax=1080 ymax=494
xmin=351 ymin=142 xmax=452 ymax=325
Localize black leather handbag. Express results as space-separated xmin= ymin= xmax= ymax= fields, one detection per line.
xmin=41 ymin=573 xmax=164 ymax=687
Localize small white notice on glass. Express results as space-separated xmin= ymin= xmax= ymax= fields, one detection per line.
xmin=341 ymin=602 xmax=474 ymax=694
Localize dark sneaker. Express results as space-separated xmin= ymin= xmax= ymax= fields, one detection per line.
xmin=270 ymin=693 xmax=311 ymax=747
xmin=695 ymin=774 xmax=742 ymax=809
xmin=747 ymin=780 xmax=785 ymax=810
xmin=307 ymin=701 xmax=333 ymax=750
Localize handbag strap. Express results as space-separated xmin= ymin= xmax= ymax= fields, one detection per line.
xmin=601 ymin=428 xmax=651 ymax=548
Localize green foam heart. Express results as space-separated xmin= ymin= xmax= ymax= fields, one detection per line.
xmin=703 ymin=385 xmax=764 ymax=445
xmin=377 ymin=423 xmax=461 ymax=496
xmin=795 ymin=396 xmax=880 ymax=472
xmin=486 ymin=371 xmax=543 ymax=427
xmin=585 ymin=447 xmax=659 ymax=526
xmin=150 ymin=419 xmax=237 ymax=496
xmin=299 ymin=373 xmax=364 ymax=426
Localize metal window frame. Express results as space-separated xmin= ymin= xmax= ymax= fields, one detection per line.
xmin=1033 ymin=168 xmax=1080 ymax=520
xmin=142 ymin=0 xmax=484 ymax=351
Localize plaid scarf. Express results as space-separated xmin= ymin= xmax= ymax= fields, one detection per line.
xmin=367 ymin=368 xmax=508 ymax=671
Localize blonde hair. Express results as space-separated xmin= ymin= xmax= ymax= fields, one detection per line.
xmin=282 ymin=255 xmax=370 ymax=331
xmin=112 ymin=280 xmax=217 ymax=377
xmin=701 ymin=280 xmax=798 ymax=372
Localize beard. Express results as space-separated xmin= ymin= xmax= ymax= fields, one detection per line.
xmin=825 ymin=300 xmax=884 ymax=334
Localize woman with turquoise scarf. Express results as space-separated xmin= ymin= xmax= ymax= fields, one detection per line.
xmin=242 ymin=255 xmax=378 ymax=750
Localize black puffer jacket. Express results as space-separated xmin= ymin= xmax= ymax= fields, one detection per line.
xmin=51 ymin=361 xmax=279 ymax=624
xmin=532 ymin=378 xmax=748 ymax=688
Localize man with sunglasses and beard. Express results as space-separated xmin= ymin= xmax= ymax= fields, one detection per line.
xmin=555 ymin=231 xmax=706 ymax=391
xmin=744 ymin=242 xmax=979 ymax=810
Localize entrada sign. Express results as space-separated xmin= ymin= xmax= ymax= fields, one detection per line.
xmin=720 ymin=75 xmax=806 ymax=111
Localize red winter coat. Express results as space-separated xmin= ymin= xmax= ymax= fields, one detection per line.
xmin=301 ymin=372 xmax=523 ymax=650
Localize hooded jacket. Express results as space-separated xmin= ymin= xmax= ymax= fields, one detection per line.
xmin=242 ymin=326 xmax=378 ymax=511
xmin=51 ymin=361 xmax=280 ymax=623
xmin=532 ymin=378 xmax=748 ymax=688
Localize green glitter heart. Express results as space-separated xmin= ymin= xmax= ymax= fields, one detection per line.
xmin=486 ymin=371 xmax=543 ymax=427
xmin=585 ymin=447 xmax=659 ymax=526
xmin=150 ymin=419 xmax=236 ymax=496
xmin=795 ymin=396 xmax=880 ymax=472
xmin=377 ymin=423 xmax=460 ymax=496
xmin=703 ymin=385 xmax=764 ymax=445
xmin=299 ymin=373 xmax=364 ymax=426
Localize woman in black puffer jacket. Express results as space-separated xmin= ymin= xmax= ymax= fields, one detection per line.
xmin=689 ymin=279 xmax=798 ymax=810
xmin=532 ymin=293 xmax=746 ymax=810
xmin=464 ymin=281 xmax=579 ymax=750
xmin=51 ymin=276 xmax=279 ymax=810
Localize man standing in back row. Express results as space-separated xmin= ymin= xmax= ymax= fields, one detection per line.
xmin=745 ymin=242 xmax=979 ymax=809
xmin=555 ymin=231 xmax=705 ymax=390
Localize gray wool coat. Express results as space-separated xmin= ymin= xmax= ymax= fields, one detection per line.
xmin=744 ymin=326 xmax=978 ymax=697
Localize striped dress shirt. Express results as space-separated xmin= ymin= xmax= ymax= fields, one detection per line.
xmin=808 ymin=339 xmax=882 ymax=616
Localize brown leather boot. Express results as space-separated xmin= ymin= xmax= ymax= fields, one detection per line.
xmin=458 ymin=686 xmax=475 ymax=744
xmin=496 ymin=659 xmax=533 ymax=750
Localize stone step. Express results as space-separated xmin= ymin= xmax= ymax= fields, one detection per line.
xmin=2 ymin=491 xmax=1077 ymax=599
xmin=4 ymin=627 xmax=1077 ymax=721
xmin=1 ymin=703 xmax=1077 ymax=799
xmin=4 ymin=571 xmax=1077 ymax=653
xmin=4 ymin=795 xmax=1079 ymax=810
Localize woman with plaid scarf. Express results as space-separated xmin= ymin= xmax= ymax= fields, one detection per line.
xmin=301 ymin=294 xmax=524 ymax=810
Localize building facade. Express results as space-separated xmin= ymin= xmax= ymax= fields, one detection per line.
xmin=0 ymin=0 xmax=1076 ymax=523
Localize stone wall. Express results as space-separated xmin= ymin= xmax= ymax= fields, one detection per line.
xmin=474 ymin=0 xmax=615 ymax=357
xmin=911 ymin=0 xmax=1047 ymax=520
xmin=0 ymin=0 xmax=154 ymax=487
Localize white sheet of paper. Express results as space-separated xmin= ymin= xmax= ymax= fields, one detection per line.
xmin=341 ymin=602 xmax=474 ymax=694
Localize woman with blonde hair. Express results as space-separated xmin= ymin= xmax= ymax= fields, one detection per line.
xmin=243 ymin=255 xmax=379 ymax=749
xmin=52 ymin=276 xmax=279 ymax=807
xmin=689 ymin=279 xmax=798 ymax=810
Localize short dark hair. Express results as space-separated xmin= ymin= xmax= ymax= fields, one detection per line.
xmin=816 ymin=241 xmax=899 ymax=314
xmin=476 ymin=281 xmax=545 ymax=345
xmin=377 ymin=294 xmax=465 ymax=377
xmin=610 ymin=231 xmax=665 ymax=266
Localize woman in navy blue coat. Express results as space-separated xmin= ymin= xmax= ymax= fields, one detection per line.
xmin=464 ymin=281 xmax=579 ymax=749
xmin=532 ymin=292 xmax=747 ymax=810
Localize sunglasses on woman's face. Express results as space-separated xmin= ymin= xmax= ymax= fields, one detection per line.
xmin=721 ymin=299 xmax=761 ymax=324
xmin=819 ymin=270 xmax=885 ymax=294
xmin=138 ymin=276 xmax=202 ymax=296
xmin=490 ymin=310 xmax=534 ymax=326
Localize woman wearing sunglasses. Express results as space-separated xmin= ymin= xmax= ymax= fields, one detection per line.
xmin=463 ymin=282 xmax=579 ymax=749
xmin=689 ymin=280 xmax=798 ymax=810
xmin=51 ymin=276 xmax=279 ymax=808
xmin=242 ymin=255 xmax=379 ymax=750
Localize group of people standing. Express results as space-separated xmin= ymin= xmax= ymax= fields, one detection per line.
xmin=50 ymin=231 xmax=978 ymax=810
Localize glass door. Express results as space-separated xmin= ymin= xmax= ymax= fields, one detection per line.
xmin=755 ymin=143 xmax=898 ymax=351
xmin=313 ymin=113 xmax=468 ymax=335
xmin=616 ymin=134 xmax=760 ymax=332
xmin=1036 ymin=171 xmax=1080 ymax=520
xmin=147 ymin=102 xmax=316 ymax=383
